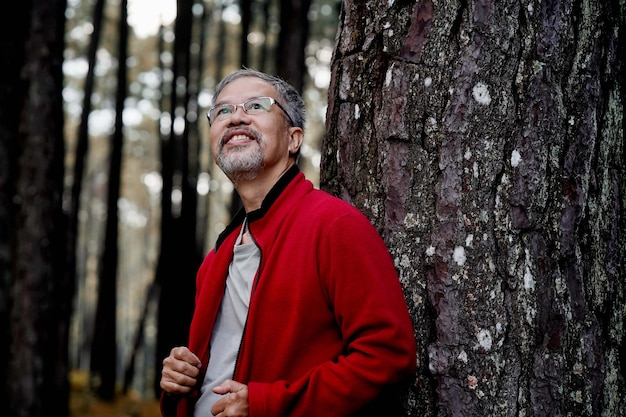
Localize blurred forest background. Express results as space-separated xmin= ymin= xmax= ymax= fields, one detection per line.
xmin=2 ymin=0 xmax=339 ymax=416
xmin=64 ymin=0 xmax=337 ymax=398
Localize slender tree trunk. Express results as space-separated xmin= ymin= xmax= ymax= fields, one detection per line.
xmin=276 ymin=0 xmax=311 ymax=92
xmin=240 ymin=0 xmax=252 ymax=67
xmin=68 ymin=0 xmax=105 ymax=374
xmin=214 ymin=2 xmax=228 ymax=83
xmin=155 ymin=0 xmax=198 ymax=397
xmin=323 ymin=1 xmax=625 ymax=416
xmin=153 ymin=16 xmax=174 ymax=396
xmin=191 ymin=0 xmax=208 ymax=259
xmin=259 ymin=0 xmax=271 ymax=72
xmin=90 ymin=0 xmax=128 ymax=401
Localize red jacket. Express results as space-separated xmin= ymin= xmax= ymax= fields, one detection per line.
xmin=162 ymin=166 xmax=416 ymax=416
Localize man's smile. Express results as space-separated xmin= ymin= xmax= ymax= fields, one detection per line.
xmin=226 ymin=134 xmax=255 ymax=145
xmin=219 ymin=128 xmax=260 ymax=149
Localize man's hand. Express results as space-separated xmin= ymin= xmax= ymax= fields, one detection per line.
xmin=160 ymin=346 xmax=202 ymax=394
xmin=210 ymin=379 xmax=249 ymax=417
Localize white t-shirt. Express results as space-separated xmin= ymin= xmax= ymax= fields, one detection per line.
xmin=194 ymin=224 xmax=260 ymax=416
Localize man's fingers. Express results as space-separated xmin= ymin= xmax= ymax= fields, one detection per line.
xmin=160 ymin=378 xmax=194 ymax=394
xmin=171 ymin=346 xmax=202 ymax=368
xmin=210 ymin=381 xmax=249 ymax=417
xmin=163 ymin=346 xmax=201 ymax=378
xmin=159 ymin=346 xmax=202 ymax=394
xmin=163 ymin=355 xmax=201 ymax=378
xmin=212 ymin=379 xmax=242 ymax=394
xmin=161 ymin=364 xmax=198 ymax=385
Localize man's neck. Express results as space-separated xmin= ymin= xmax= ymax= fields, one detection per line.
xmin=236 ymin=162 xmax=295 ymax=213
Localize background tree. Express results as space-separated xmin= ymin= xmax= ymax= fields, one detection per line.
xmin=90 ymin=0 xmax=130 ymax=401
xmin=154 ymin=0 xmax=201 ymax=397
xmin=276 ymin=0 xmax=312 ymax=92
xmin=323 ymin=1 xmax=625 ymax=416
xmin=0 ymin=2 xmax=29 ymax=408
xmin=67 ymin=0 xmax=106 ymax=380
xmin=0 ymin=1 xmax=70 ymax=416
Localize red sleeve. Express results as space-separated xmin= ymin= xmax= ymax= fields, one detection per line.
xmin=247 ymin=210 xmax=417 ymax=416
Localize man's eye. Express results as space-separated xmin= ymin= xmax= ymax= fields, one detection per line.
xmin=248 ymin=102 xmax=263 ymax=110
xmin=216 ymin=106 xmax=232 ymax=115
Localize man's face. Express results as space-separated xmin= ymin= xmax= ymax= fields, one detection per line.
xmin=209 ymin=77 xmax=299 ymax=184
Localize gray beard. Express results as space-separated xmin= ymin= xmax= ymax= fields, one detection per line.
xmin=217 ymin=144 xmax=264 ymax=184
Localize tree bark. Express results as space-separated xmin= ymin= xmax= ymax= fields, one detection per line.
xmin=0 ymin=0 xmax=29 ymax=408
xmin=322 ymin=1 xmax=625 ymax=416
xmin=2 ymin=1 xmax=69 ymax=416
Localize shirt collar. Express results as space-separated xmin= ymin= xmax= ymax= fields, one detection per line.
xmin=215 ymin=164 xmax=300 ymax=250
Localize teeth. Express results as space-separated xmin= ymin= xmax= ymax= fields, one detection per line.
xmin=230 ymin=134 xmax=251 ymax=141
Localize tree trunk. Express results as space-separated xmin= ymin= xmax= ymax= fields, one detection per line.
xmin=0 ymin=0 xmax=29 ymax=407
xmin=276 ymin=0 xmax=311 ymax=92
xmin=240 ymin=0 xmax=253 ymax=67
xmin=67 ymin=0 xmax=105 ymax=376
xmin=154 ymin=0 xmax=199 ymax=397
xmin=322 ymin=1 xmax=625 ymax=416
xmin=1 ymin=1 xmax=70 ymax=416
xmin=90 ymin=0 xmax=129 ymax=401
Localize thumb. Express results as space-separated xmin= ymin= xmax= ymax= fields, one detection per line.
xmin=212 ymin=379 xmax=245 ymax=395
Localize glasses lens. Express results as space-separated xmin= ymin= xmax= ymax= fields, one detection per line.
xmin=244 ymin=97 xmax=272 ymax=114
xmin=210 ymin=104 xmax=235 ymax=123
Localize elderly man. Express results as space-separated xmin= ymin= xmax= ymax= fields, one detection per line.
xmin=159 ymin=69 xmax=416 ymax=417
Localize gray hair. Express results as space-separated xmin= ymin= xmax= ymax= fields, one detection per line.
xmin=212 ymin=68 xmax=306 ymax=130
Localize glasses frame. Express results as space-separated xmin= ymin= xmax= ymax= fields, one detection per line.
xmin=207 ymin=96 xmax=294 ymax=126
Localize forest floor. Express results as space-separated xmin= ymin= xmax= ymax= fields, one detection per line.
xmin=69 ymin=371 xmax=161 ymax=417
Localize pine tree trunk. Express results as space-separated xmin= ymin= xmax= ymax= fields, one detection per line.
xmin=322 ymin=1 xmax=625 ymax=416
xmin=276 ymin=0 xmax=312 ymax=92
xmin=3 ymin=1 xmax=69 ymax=416
xmin=0 ymin=1 xmax=29 ymax=407
xmin=90 ymin=0 xmax=128 ymax=401
xmin=154 ymin=0 xmax=199 ymax=397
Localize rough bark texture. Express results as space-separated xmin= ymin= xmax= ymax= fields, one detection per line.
xmin=0 ymin=0 xmax=28 ymax=409
xmin=4 ymin=1 xmax=69 ymax=416
xmin=322 ymin=1 xmax=625 ymax=416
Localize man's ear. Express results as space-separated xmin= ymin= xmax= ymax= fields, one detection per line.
xmin=288 ymin=126 xmax=304 ymax=155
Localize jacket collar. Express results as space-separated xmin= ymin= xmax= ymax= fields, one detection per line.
xmin=215 ymin=164 xmax=300 ymax=251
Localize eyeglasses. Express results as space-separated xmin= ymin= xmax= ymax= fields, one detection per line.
xmin=207 ymin=96 xmax=294 ymax=126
